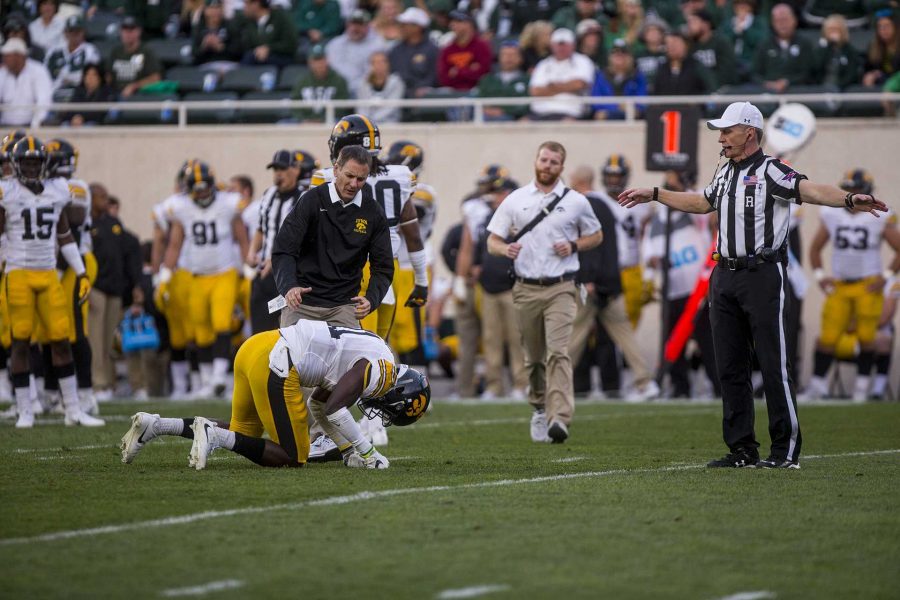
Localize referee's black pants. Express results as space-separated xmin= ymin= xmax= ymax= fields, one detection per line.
xmin=709 ymin=262 xmax=802 ymax=462
xmin=250 ymin=271 xmax=280 ymax=334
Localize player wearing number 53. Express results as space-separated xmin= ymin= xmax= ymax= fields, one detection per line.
xmin=271 ymin=145 xmax=394 ymax=330
xmin=618 ymin=101 xmax=888 ymax=470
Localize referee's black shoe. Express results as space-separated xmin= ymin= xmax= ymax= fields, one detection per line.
xmin=706 ymin=448 xmax=759 ymax=468
xmin=755 ymin=456 xmax=801 ymax=469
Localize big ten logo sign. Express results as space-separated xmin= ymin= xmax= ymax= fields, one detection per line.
xmin=771 ymin=116 xmax=804 ymax=139
xmin=645 ymin=105 xmax=700 ymax=173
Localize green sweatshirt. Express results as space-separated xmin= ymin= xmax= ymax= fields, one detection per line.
xmin=241 ymin=7 xmax=298 ymax=58
xmin=477 ymin=70 xmax=530 ymax=118
xmin=753 ymin=35 xmax=816 ymax=86
xmin=291 ymin=68 xmax=349 ymax=121
xmin=691 ymin=33 xmax=737 ymax=88
xmin=293 ymin=0 xmax=344 ymax=40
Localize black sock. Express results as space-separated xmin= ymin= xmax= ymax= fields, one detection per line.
xmin=188 ymin=347 xmax=199 ymax=371
xmin=813 ymin=350 xmax=833 ymax=377
xmin=11 ymin=371 xmax=29 ymax=389
xmin=29 ymin=344 xmax=43 ymax=378
xmin=43 ymin=345 xmax=59 ymax=391
xmin=171 ymin=348 xmax=186 ymax=362
xmin=179 ymin=418 xmax=195 ymax=439
xmin=73 ymin=337 xmax=93 ymax=389
xmin=875 ymin=352 xmax=891 ymax=375
xmin=198 ymin=345 xmax=213 ymax=364
xmin=213 ymin=334 xmax=231 ymax=361
xmin=0 ymin=344 xmax=7 ymax=369
xmin=857 ymin=350 xmax=875 ymax=376
xmin=55 ymin=361 xmax=75 ymax=379
xmin=232 ymin=432 xmax=266 ymax=465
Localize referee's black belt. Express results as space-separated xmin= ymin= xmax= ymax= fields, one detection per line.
xmin=516 ymin=272 xmax=577 ymax=286
xmin=715 ymin=247 xmax=787 ymax=271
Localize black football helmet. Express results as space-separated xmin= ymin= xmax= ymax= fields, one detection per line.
xmin=294 ymin=149 xmax=320 ymax=186
xmin=184 ymin=160 xmax=216 ymax=207
xmin=601 ymin=154 xmax=631 ymax=196
xmin=0 ymin=130 xmax=27 ymax=176
xmin=357 ymin=365 xmax=430 ymax=427
xmin=839 ymin=168 xmax=874 ymax=196
xmin=476 ymin=163 xmax=509 ymax=190
xmin=46 ymin=138 xmax=78 ymax=178
xmin=176 ymin=159 xmax=198 ymax=191
xmin=385 ymin=140 xmax=424 ymax=173
xmin=328 ymin=114 xmax=381 ymax=163
xmin=11 ymin=136 xmax=47 ymax=185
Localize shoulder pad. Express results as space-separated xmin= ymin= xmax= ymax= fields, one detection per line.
xmin=310 ymin=168 xmax=331 ymax=187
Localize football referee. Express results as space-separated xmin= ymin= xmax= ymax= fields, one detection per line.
xmin=618 ymin=102 xmax=887 ymax=469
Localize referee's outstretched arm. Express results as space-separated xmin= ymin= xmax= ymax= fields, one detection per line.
xmin=616 ymin=187 xmax=714 ymax=214
xmin=796 ymin=180 xmax=888 ymax=217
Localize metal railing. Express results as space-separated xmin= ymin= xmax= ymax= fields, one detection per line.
xmin=3 ymin=92 xmax=898 ymax=128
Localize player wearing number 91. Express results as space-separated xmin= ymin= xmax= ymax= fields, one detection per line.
xmin=160 ymin=161 xmax=250 ymax=399
xmin=806 ymin=169 xmax=900 ymax=401
xmin=311 ymin=114 xmax=428 ymax=340
xmin=0 ymin=136 xmax=103 ymax=428
xmin=120 ymin=319 xmax=431 ymax=470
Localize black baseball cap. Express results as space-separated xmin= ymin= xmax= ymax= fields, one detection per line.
xmin=267 ymin=149 xmax=298 ymax=169
xmin=308 ymin=44 xmax=326 ymax=59
xmin=348 ymin=9 xmax=371 ymax=23
xmin=65 ymin=15 xmax=84 ymax=31
xmin=120 ymin=16 xmax=140 ymax=29
xmin=449 ymin=10 xmax=475 ymax=23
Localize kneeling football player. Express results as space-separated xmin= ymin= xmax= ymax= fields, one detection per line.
xmin=120 ymin=319 xmax=430 ymax=470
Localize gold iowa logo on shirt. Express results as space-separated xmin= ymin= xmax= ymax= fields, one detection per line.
xmin=354 ymin=218 xmax=367 ymax=234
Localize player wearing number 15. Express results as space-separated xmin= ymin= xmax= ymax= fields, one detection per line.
xmin=0 ymin=136 xmax=103 ymax=428
xmin=161 ymin=161 xmax=250 ymax=398
xmin=806 ymin=169 xmax=900 ymax=402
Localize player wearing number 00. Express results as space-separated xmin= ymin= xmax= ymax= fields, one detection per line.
xmin=120 ymin=319 xmax=431 ymax=470
xmin=806 ymin=169 xmax=900 ymax=402
xmin=159 ymin=161 xmax=250 ymax=399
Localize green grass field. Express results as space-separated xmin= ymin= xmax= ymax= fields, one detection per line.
xmin=1 ymin=399 xmax=898 ymax=599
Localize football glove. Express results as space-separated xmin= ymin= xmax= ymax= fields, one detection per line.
xmin=404 ymin=285 xmax=428 ymax=307
xmin=153 ymin=282 xmax=169 ymax=311
xmin=76 ymin=275 xmax=92 ymax=306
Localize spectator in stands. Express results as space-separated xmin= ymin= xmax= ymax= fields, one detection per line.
xmin=725 ymin=0 xmax=766 ymax=82
xmin=326 ymin=9 xmax=387 ymax=95
xmin=815 ymin=15 xmax=863 ymax=89
xmin=519 ymin=20 xmax=553 ymax=72
xmin=356 ymin=50 xmax=405 ymax=122
xmin=752 ymin=3 xmax=815 ymax=92
xmin=490 ymin=0 xmax=563 ymax=37
xmin=107 ymin=16 xmax=162 ymax=97
xmin=644 ymin=0 xmax=683 ymax=28
xmin=437 ymin=10 xmax=492 ymax=90
xmin=477 ymin=41 xmax=530 ymax=121
xmin=125 ymin=0 xmax=178 ymax=39
xmin=634 ymin=14 xmax=667 ymax=88
xmin=28 ymin=0 xmax=64 ymax=53
xmin=615 ymin=0 xmax=645 ymax=50
xmin=804 ymin=0 xmax=868 ymax=28
xmin=687 ymin=8 xmax=736 ymax=88
xmin=44 ymin=16 xmax=101 ymax=92
xmin=86 ymin=1 xmax=128 ymax=19
xmin=652 ymin=30 xmax=712 ymax=95
xmin=863 ymin=12 xmax=900 ymax=88
xmin=0 ymin=38 xmax=53 ymax=128
xmin=372 ymin=0 xmax=403 ymax=43
xmin=291 ymin=43 xmax=349 ymax=122
xmin=66 ymin=63 xmax=116 ymax=126
xmin=389 ymin=7 xmax=439 ymax=97
xmin=294 ymin=0 xmax=343 ymax=46
xmin=192 ymin=0 xmax=242 ymax=67
xmin=553 ymin=0 xmax=607 ymax=32
xmin=179 ymin=0 xmax=206 ymax=37
xmin=4 ymin=14 xmax=44 ymax=62
xmin=576 ymin=18 xmax=607 ymax=67
xmin=240 ymin=0 xmax=298 ymax=66
xmin=591 ymin=38 xmax=647 ymax=119
xmin=528 ymin=27 xmax=595 ymax=120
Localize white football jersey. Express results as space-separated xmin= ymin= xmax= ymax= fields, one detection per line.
xmin=821 ymin=206 xmax=896 ymax=280
xmin=596 ymin=191 xmax=650 ymax=269
xmin=168 ymin=191 xmax=241 ymax=275
xmin=312 ymin=164 xmax=416 ymax=258
xmin=272 ymin=320 xmax=397 ymax=398
xmin=67 ymin=177 xmax=93 ymax=255
xmin=153 ymin=193 xmax=191 ymax=270
xmin=398 ymin=182 xmax=437 ymax=268
xmin=1 ymin=178 xmax=71 ymax=272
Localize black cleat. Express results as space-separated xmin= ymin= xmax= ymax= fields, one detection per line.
xmin=547 ymin=420 xmax=569 ymax=444
xmin=707 ymin=448 xmax=759 ymax=468
xmin=755 ymin=456 xmax=800 ymax=469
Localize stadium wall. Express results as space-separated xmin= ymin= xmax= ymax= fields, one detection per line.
xmin=42 ymin=118 xmax=900 ymax=388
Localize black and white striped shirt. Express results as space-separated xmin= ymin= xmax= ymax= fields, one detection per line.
xmin=703 ymin=149 xmax=807 ymax=259
xmin=258 ymin=185 xmax=303 ymax=261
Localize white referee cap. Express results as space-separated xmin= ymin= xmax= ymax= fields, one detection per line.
xmin=706 ymin=102 xmax=764 ymax=130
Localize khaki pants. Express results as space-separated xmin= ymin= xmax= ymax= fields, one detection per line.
xmin=280 ymin=304 xmax=359 ymax=328
xmin=454 ymin=286 xmax=481 ymax=397
xmin=126 ymin=348 xmax=169 ymax=396
xmin=88 ymin=289 xmax=121 ymax=391
xmin=512 ymin=280 xmax=576 ymax=425
xmin=570 ymin=294 xmax=652 ymax=388
xmin=481 ymin=290 xmax=527 ymax=395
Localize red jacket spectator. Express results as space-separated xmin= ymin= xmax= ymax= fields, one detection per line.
xmin=437 ymin=11 xmax=492 ymax=90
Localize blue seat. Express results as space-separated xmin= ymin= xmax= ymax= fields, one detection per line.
xmin=220 ymin=66 xmax=279 ymax=93
xmin=183 ymin=91 xmax=239 ymax=124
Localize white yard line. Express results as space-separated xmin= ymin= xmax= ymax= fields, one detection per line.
xmin=160 ymin=579 xmax=244 ymax=597
xmin=417 ymin=407 xmax=719 ymax=429
xmin=714 ymin=591 xmax=777 ymax=600
xmin=552 ymin=456 xmax=587 ymax=463
xmin=0 ymin=448 xmax=895 ymax=548
xmin=436 ymin=584 xmax=511 ymax=599
xmin=13 ymin=443 xmax=113 ymax=454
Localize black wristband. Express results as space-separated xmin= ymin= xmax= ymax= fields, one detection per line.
xmin=652 ymin=187 xmax=659 ymax=202
xmin=570 ymin=241 xmax=578 ymax=254
xmin=844 ymin=192 xmax=855 ymax=211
